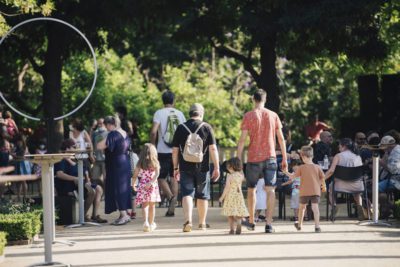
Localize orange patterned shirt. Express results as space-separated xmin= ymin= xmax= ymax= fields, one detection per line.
xmin=241 ymin=108 xmax=282 ymax=162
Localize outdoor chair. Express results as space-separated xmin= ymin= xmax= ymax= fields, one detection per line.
xmin=327 ymin=165 xmax=369 ymax=222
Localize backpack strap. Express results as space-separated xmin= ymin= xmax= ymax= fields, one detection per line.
xmin=181 ymin=123 xmax=192 ymax=134
xmin=194 ymin=122 xmax=205 ymax=134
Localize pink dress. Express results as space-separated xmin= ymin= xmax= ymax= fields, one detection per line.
xmin=136 ymin=168 xmax=161 ymax=205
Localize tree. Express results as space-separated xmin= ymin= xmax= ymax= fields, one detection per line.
xmin=0 ymin=1 xmax=137 ymax=152
xmin=144 ymin=0 xmax=389 ymax=112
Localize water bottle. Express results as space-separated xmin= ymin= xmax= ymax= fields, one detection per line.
xmin=323 ymin=155 xmax=329 ymax=169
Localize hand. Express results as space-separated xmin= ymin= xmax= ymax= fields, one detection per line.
xmin=133 ymin=184 xmax=138 ymax=192
xmin=219 ymin=197 xmax=224 ymax=203
xmin=74 ymin=177 xmax=79 ymax=185
xmin=212 ymin=168 xmax=220 ymax=182
xmin=321 ymin=184 xmax=327 ymax=193
xmin=173 ymin=169 xmax=180 ymax=181
xmin=281 ymin=160 xmax=288 ymax=173
xmin=144 ymin=183 xmax=152 ymax=190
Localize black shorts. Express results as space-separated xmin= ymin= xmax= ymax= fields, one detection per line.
xmin=180 ymin=170 xmax=210 ymax=200
xmin=158 ymin=153 xmax=173 ymax=179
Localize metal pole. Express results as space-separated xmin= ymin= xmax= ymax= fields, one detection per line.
xmin=359 ymin=153 xmax=391 ymax=227
xmin=41 ymin=162 xmax=53 ymax=264
xmin=78 ymin=160 xmax=84 ymax=224
xmin=372 ymin=155 xmax=379 ymax=223
xmin=49 ymin=164 xmax=56 ymax=242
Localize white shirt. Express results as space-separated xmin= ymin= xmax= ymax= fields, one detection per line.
xmin=153 ymin=107 xmax=186 ymax=153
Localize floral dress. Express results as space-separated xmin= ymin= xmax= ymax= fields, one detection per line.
xmin=222 ymin=172 xmax=249 ymax=217
xmin=136 ymin=168 xmax=161 ymax=206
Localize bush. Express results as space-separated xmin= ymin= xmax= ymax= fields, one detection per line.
xmin=394 ymin=199 xmax=400 ymax=220
xmin=0 ymin=212 xmax=42 ymax=242
xmin=0 ymin=232 xmax=6 ymax=255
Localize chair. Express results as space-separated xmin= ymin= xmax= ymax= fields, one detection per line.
xmin=328 ymin=165 xmax=369 ymax=222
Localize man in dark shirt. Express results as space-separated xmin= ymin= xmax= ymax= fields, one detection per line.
xmin=172 ymin=103 xmax=220 ymax=232
xmin=313 ymin=131 xmax=333 ymax=163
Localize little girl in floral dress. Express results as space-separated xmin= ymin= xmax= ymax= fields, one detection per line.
xmin=132 ymin=143 xmax=161 ymax=232
xmin=219 ymin=157 xmax=249 ymax=234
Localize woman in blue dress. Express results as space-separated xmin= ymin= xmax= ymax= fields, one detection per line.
xmin=98 ymin=115 xmax=132 ymax=225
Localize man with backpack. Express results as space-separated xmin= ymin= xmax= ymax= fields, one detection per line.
xmin=150 ymin=91 xmax=186 ymax=217
xmin=172 ymin=103 xmax=220 ymax=232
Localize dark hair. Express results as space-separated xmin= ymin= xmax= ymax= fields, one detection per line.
xmin=226 ymin=157 xmax=242 ymax=172
xmin=115 ymin=106 xmax=127 ymax=117
xmin=253 ymin=89 xmax=267 ymax=103
xmin=104 ymin=116 xmax=116 ymax=126
xmin=162 ymin=91 xmax=175 ymax=105
xmin=339 ymin=138 xmax=357 ymax=154
xmin=71 ymin=118 xmax=85 ymax=132
xmin=61 ymin=138 xmax=76 ymax=151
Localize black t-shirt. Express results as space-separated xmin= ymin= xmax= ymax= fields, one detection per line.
xmin=172 ymin=119 xmax=216 ymax=172
xmin=313 ymin=141 xmax=332 ymax=163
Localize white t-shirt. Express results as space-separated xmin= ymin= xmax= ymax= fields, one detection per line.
xmin=153 ymin=107 xmax=186 ymax=153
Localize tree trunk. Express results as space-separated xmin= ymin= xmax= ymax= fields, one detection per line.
xmin=43 ymin=24 xmax=66 ymax=153
xmin=258 ymin=33 xmax=280 ymax=112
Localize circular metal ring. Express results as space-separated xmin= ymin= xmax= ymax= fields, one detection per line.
xmin=0 ymin=17 xmax=97 ymax=121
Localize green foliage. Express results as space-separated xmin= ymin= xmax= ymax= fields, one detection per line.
xmin=394 ymin=199 xmax=400 ymax=220
xmin=0 ymin=232 xmax=6 ymax=255
xmin=0 ymin=201 xmax=42 ymax=241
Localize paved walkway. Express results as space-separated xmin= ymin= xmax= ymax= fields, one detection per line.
xmin=2 ymin=206 xmax=400 ymax=267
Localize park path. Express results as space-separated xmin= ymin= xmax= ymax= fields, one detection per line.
xmin=2 ymin=206 xmax=400 ymax=267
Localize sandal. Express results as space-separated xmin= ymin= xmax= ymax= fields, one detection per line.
xmin=92 ymin=215 xmax=108 ymax=223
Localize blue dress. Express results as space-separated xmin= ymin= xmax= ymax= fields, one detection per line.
xmin=104 ymin=130 xmax=132 ymax=214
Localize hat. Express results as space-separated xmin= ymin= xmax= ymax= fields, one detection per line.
xmin=189 ymin=103 xmax=204 ymax=115
xmin=380 ymin=135 xmax=396 ymax=146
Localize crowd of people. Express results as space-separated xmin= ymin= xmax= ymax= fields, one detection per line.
xmin=0 ymin=88 xmax=399 ymax=235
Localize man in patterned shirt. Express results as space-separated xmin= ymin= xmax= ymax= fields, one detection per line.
xmin=237 ymin=89 xmax=288 ymax=233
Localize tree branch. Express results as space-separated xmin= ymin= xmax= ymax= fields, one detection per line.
xmin=18 ymin=63 xmax=29 ymax=93
xmin=19 ymin=43 xmax=44 ymax=76
xmin=210 ymin=39 xmax=260 ymax=84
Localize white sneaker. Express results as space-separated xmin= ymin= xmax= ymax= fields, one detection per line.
xmin=150 ymin=222 xmax=157 ymax=231
xmin=143 ymin=222 xmax=150 ymax=232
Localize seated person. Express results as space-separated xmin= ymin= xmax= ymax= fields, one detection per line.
xmin=55 ymin=139 xmax=107 ymax=223
xmin=379 ymin=135 xmax=400 ymax=192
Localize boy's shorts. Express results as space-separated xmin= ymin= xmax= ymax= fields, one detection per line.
xmin=245 ymin=158 xmax=277 ymax=188
xmin=299 ymin=195 xmax=320 ymax=205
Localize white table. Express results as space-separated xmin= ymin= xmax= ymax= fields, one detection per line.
xmin=25 ymin=153 xmax=75 ymax=267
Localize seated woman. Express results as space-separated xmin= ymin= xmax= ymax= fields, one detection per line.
xmin=55 ymin=139 xmax=107 ymax=223
xmin=325 ymin=138 xmax=366 ymax=220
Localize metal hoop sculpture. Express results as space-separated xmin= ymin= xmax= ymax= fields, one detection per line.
xmin=0 ymin=17 xmax=98 ymax=121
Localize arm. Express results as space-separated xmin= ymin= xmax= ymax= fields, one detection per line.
xmin=0 ymin=166 xmax=15 ymax=174
xmin=281 ymin=179 xmax=294 ymax=187
xmin=145 ymin=167 xmax=160 ymax=189
xmin=83 ymin=131 xmax=92 ymax=149
xmin=325 ymin=154 xmax=339 ymax=179
xmin=276 ymin=127 xmax=288 ymax=172
xmin=172 ymin=147 xmax=180 ymax=181
xmin=237 ymin=129 xmax=248 ymax=160
xmin=209 ymin=144 xmax=220 ymax=181
xmin=150 ymin=122 xmax=160 ymax=146
xmin=131 ymin=167 xmax=140 ymax=191
xmin=97 ymin=137 xmax=107 ymax=150
xmin=56 ymin=170 xmax=78 ymax=183
xmin=219 ymin=175 xmax=232 ymax=202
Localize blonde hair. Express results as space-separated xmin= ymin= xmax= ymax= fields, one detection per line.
xmin=300 ymin=146 xmax=313 ymax=158
xmin=137 ymin=143 xmax=160 ymax=170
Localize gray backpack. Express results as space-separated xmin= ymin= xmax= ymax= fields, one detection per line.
xmin=181 ymin=123 xmax=206 ymax=163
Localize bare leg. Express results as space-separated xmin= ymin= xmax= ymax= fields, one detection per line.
xmin=265 ymin=186 xmax=276 ymax=225
xmin=142 ymin=202 xmax=149 ymax=224
xmin=197 ymin=199 xmax=208 ymax=225
xmin=311 ymin=203 xmax=320 ymax=228
xmin=158 ymin=179 xmax=173 ymax=199
xmin=92 ymin=186 xmax=103 ymax=217
xmin=148 ymin=202 xmax=156 ymax=225
xmin=182 ymin=196 xmax=193 ymax=223
xmin=84 ymin=185 xmax=95 ymax=217
xmin=298 ymin=204 xmax=306 ymax=229
xmin=247 ymin=187 xmax=256 ymax=224
xmin=353 ymin=193 xmax=362 ymax=206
